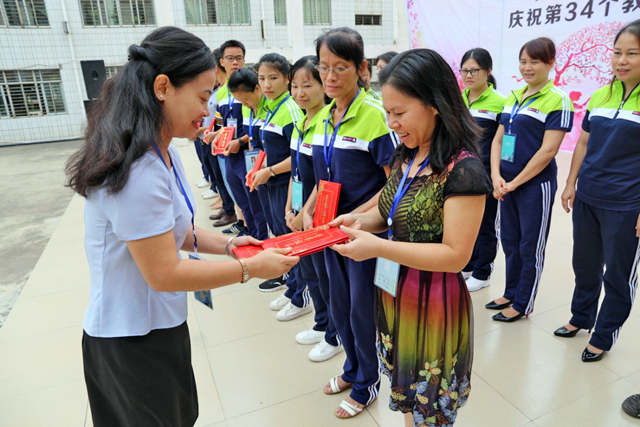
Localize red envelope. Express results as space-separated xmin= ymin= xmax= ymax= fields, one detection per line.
xmin=213 ymin=126 xmax=235 ymax=155
xmin=313 ymin=180 xmax=341 ymax=227
xmin=261 ymin=226 xmax=349 ymax=257
xmin=246 ymin=150 xmax=266 ymax=187
xmin=232 ymin=244 xmax=264 ymax=259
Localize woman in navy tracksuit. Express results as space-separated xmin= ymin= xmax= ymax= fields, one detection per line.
xmin=488 ymin=37 xmax=574 ymax=322
xmin=459 ymin=48 xmax=505 ymax=292
xmin=554 ymin=20 xmax=640 ymax=362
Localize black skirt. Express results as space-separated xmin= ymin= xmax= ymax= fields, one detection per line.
xmin=82 ymin=321 xmax=198 ymax=427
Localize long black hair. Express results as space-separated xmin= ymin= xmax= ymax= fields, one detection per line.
xmin=228 ymin=67 xmax=259 ymax=93
xmin=65 ymin=26 xmax=215 ymax=197
xmin=460 ymin=48 xmax=497 ymax=89
xmin=379 ymin=49 xmax=482 ymax=174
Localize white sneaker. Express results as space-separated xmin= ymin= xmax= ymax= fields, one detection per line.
xmin=461 ymin=271 xmax=472 ymax=280
xmin=308 ymin=339 xmax=344 ymax=362
xmin=276 ymin=302 xmax=312 ymax=321
xmin=296 ymin=329 xmax=325 ymax=345
xmin=201 ymin=190 xmax=218 ymax=200
xmin=269 ymin=294 xmax=290 ymax=311
xmin=466 ymin=276 xmax=490 ymax=292
xmin=196 ymin=178 xmax=210 ymax=188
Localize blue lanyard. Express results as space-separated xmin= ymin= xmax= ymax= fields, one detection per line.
xmin=223 ymin=91 xmax=236 ymax=124
xmin=293 ymin=122 xmax=305 ymax=181
xmin=388 ymin=151 xmax=430 ymax=241
xmin=508 ymin=95 xmax=538 ymax=133
xmin=248 ymin=96 xmax=265 ymax=142
xmin=151 ymin=141 xmax=198 ymax=254
xmin=260 ymin=94 xmax=290 ymax=146
xmin=323 ymin=89 xmax=360 ymax=181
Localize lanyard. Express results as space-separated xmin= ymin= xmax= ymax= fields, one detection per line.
xmin=151 ymin=141 xmax=198 ymax=255
xmin=260 ymin=94 xmax=290 ymax=145
xmin=323 ymin=89 xmax=360 ymax=181
xmin=293 ymin=122 xmax=305 ymax=181
xmin=388 ymin=151 xmax=430 ymax=241
xmin=249 ymin=96 xmax=265 ymax=129
xmin=508 ymin=95 xmax=538 ymax=133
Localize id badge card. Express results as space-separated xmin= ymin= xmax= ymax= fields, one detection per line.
xmin=188 ymin=252 xmax=213 ymax=310
xmin=374 ymin=257 xmax=401 ymax=297
xmin=227 ymin=118 xmax=238 ymax=138
xmin=291 ymin=179 xmax=303 ymax=212
xmin=244 ymin=149 xmax=260 ymax=173
xmin=501 ymin=133 xmax=516 ymax=163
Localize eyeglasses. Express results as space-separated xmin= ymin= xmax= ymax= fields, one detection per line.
xmin=459 ymin=68 xmax=483 ymax=76
xmin=315 ymin=65 xmax=355 ymax=75
xmin=224 ymin=55 xmax=245 ymax=63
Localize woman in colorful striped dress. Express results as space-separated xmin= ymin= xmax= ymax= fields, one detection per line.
xmin=331 ymin=49 xmax=492 ymax=426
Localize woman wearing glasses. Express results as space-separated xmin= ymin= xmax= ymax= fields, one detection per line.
xmin=459 ymin=48 xmax=505 ymax=292
xmin=310 ymin=27 xmax=397 ymax=418
xmin=488 ymin=37 xmax=574 ymax=322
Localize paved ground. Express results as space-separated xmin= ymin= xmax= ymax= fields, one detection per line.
xmin=0 ymin=140 xmax=81 ymax=327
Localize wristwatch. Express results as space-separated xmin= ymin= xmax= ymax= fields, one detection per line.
xmin=238 ymin=258 xmax=250 ymax=283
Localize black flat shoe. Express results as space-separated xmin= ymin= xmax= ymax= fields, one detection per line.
xmin=485 ymin=300 xmax=512 ymax=310
xmin=554 ymin=326 xmax=580 ymax=337
xmin=492 ymin=311 xmax=525 ymax=322
xmin=582 ymin=347 xmax=605 ymax=362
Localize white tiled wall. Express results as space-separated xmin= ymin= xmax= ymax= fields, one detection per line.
xmin=0 ymin=0 xmax=409 ymax=145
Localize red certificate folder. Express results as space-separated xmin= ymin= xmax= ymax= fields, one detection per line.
xmin=262 ymin=226 xmax=349 ymax=256
xmin=213 ymin=126 xmax=235 ymax=155
xmin=232 ymin=244 xmax=264 ymax=259
xmin=232 ymin=226 xmax=349 ymax=258
xmin=245 ymin=149 xmax=266 ymax=187
xmin=313 ymin=180 xmax=341 ymax=227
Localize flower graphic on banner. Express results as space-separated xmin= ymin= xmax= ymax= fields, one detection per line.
xmin=551 ymin=20 xmax=627 ymax=150
xmin=406 ymin=0 xmax=426 ymax=48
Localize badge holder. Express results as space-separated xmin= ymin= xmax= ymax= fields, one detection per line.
xmin=374 ymin=255 xmax=401 ymax=297
xmin=227 ymin=118 xmax=238 ymax=138
xmin=291 ymin=178 xmax=303 ymax=212
xmin=189 ymin=252 xmax=214 ymax=310
xmin=501 ymin=132 xmax=516 ymax=163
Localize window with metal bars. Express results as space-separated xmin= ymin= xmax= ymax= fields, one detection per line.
xmin=273 ymin=0 xmax=286 ymax=24
xmin=355 ymin=14 xmax=381 ymax=25
xmin=79 ymin=0 xmax=156 ymax=27
xmin=0 ymin=70 xmax=67 ymax=119
xmin=184 ymin=0 xmax=250 ymax=25
xmin=303 ymin=0 xmax=330 ymax=25
xmin=0 ymin=0 xmax=49 ymax=27
xmin=105 ymin=66 xmax=123 ymax=79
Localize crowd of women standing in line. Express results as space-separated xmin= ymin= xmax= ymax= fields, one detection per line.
xmin=65 ymin=18 xmax=640 ymax=427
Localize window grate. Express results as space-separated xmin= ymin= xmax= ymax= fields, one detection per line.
xmin=79 ymin=0 xmax=157 ymax=27
xmin=303 ymin=0 xmax=330 ymax=25
xmin=185 ymin=0 xmax=250 ymax=25
xmin=273 ymin=0 xmax=286 ymax=24
xmin=0 ymin=70 xmax=67 ymax=119
xmin=0 ymin=0 xmax=49 ymax=27
xmin=355 ymin=14 xmax=381 ymax=26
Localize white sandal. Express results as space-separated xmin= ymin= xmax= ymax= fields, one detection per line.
xmin=335 ymin=399 xmax=364 ymax=419
xmin=324 ymin=375 xmax=352 ymax=395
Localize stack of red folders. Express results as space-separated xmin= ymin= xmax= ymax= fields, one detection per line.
xmin=232 ymin=225 xmax=349 ymax=259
